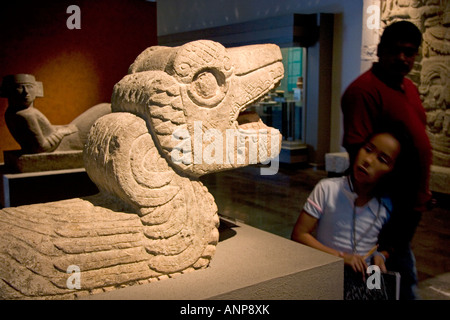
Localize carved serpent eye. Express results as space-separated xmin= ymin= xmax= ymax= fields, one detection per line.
xmin=188 ymin=68 xmax=228 ymax=108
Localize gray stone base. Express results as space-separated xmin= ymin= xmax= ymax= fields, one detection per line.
xmin=85 ymin=217 xmax=344 ymax=300
xmin=0 ymin=167 xmax=98 ymax=208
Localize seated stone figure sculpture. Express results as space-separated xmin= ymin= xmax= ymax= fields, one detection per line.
xmin=1 ymin=74 xmax=111 ymax=154
xmin=0 ymin=40 xmax=284 ymax=299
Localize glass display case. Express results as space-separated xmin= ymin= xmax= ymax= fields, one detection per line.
xmin=253 ymin=47 xmax=308 ymax=163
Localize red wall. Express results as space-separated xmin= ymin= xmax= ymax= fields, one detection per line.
xmin=0 ymin=0 xmax=157 ymax=162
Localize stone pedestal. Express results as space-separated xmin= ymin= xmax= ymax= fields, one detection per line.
xmin=325 ymin=152 xmax=349 ymax=174
xmin=430 ymin=165 xmax=450 ymax=195
xmin=3 ymin=150 xmax=84 ymax=173
xmin=0 ymin=167 xmax=98 ymax=208
xmin=279 ymin=141 xmax=308 ymax=164
xmin=85 ymin=218 xmax=344 ymax=300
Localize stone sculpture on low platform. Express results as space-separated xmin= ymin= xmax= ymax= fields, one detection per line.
xmin=0 ymin=74 xmax=111 ymax=172
xmin=0 ymin=40 xmax=283 ymax=299
xmin=1 ymin=73 xmax=111 ymax=154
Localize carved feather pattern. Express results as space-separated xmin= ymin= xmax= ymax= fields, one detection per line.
xmin=0 ymin=197 xmax=158 ymax=299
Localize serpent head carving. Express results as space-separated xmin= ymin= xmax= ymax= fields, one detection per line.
xmin=111 ymin=40 xmax=284 ymax=176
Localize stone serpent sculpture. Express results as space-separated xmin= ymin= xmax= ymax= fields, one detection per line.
xmin=0 ymin=40 xmax=284 ymax=299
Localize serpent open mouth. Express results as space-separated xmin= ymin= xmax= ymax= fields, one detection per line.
xmin=237 ymin=109 xmax=269 ymax=131
xmin=226 ymin=43 xmax=284 ymax=135
xmin=233 ymin=76 xmax=282 ymax=135
xmin=231 ymin=53 xmax=284 ymax=165
xmin=230 ymin=55 xmax=284 ymax=164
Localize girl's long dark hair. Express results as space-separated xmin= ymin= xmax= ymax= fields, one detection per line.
xmin=373 ymin=121 xmax=423 ymax=252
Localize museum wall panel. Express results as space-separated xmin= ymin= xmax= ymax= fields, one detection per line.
xmin=0 ymin=0 xmax=157 ymax=162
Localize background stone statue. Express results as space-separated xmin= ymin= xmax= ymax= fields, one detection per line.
xmin=0 ymin=40 xmax=283 ymax=299
xmin=0 ymin=73 xmax=111 ymax=154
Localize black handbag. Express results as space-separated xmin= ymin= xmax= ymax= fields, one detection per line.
xmin=344 ymin=266 xmax=400 ymax=300
xmin=344 ymin=267 xmax=388 ymax=300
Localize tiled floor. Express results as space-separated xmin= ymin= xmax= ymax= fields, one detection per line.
xmin=200 ymin=164 xmax=450 ymax=300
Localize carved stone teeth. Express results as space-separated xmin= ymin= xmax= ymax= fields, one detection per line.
xmin=229 ymin=103 xmax=243 ymax=125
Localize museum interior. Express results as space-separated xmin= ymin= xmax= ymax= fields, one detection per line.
xmin=0 ymin=0 xmax=448 ymax=301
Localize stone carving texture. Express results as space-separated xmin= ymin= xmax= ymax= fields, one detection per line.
xmin=0 ymin=40 xmax=283 ymax=299
xmin=381 ymin=0 xmax=450 ymax=167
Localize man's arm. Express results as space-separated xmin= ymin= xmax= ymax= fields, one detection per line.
xmin=8 ymin=108 xmax=77 ymax=153
xmin=341 ymin=85 xmax=382 ymax=168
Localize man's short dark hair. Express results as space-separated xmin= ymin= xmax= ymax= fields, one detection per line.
xmin=379 ymin=20 xmax=422 ymax=50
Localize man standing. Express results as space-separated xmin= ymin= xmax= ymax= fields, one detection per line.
xmin=341 ymin=21 xmax=432 ymax=299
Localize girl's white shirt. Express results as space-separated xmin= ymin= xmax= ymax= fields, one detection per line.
xmin=303 ymin=176 xmax=392 ymax=260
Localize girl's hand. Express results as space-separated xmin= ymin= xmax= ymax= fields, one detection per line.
xmin=343 ymin=253 xmax=368 ymax=276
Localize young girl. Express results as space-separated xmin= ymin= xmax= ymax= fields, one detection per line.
xmin=291 ymin=125 xmax=410 ymax=299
